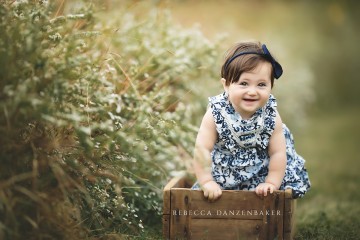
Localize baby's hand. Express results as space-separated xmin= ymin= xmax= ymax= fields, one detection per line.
xmin=201 ymin=180 xmax=222 ymax=202
xmin=255 ymin=182 xmax=276 ymax=197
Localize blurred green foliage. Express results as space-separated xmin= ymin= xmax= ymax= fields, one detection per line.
xmin=0 ymin=1 xmax=220 ymax=239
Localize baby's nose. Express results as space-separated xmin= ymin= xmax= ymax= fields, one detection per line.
xmin=247 ymin=89 xmax=257 ymax=95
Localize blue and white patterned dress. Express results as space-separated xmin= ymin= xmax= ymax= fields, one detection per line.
xmin=192 ymin=92 xmax=311 ymax=198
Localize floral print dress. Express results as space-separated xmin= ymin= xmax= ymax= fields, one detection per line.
xmin=192 ymin=92 xmax=311 ymax=198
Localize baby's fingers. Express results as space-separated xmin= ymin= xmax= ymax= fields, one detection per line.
xmin=264 ymin=185 xmax=275 ymax=196
xmin=263 ymin=186 xmax=268 ymax=196
xmin=205 ymin=189 xmax=222 ymax=202
xmin=212 ymin=188 xmax=222 ymax=201
xmin=208 ymin=191 xmax=214 ymax=201
xmin=255 ymin=186 xmax=263 ymax=196
xmin=203 ymin=189 xmax=209 ymax=198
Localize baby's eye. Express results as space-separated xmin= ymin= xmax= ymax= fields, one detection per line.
xmin=239 ymin=82 xmax=247 ymax=86
xmin=258 ymin=83 xmax=267 ymax=87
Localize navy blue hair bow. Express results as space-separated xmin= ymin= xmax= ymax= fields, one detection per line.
xmin=224 ymin=44 xmax=283 ymax=79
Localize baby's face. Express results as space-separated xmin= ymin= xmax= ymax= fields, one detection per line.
xmin=225 ymin=62 xmax=272 ymax=119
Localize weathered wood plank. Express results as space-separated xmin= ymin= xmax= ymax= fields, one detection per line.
xmin=164 ymin=177 xmax=296 ymax=240
xmin=284 ymin=189 xmax=293 ymax=232
xmin=254 ymin=191 xmax=283 ymax=240
xmin=284 ymin=188 xmax=295 ymax=240
xmin=163 ymin=176 xmax=188 ymax=215
xmin=162 ymin=214 xmax=170 ymax=240
xmin=189 ymin=189 xmax=267 ymax=220
xmin=163 ymin=189 xmax=171 ymax=215
xmin=191 ymin=219 xmax=262 ymax=240
xmin=170 ymin=188 xmax=191 ymax=239
xmin=276 ymin=191 xmax=285 ymax=240
xmin=261 ymin=193 xmax=272 ymax=240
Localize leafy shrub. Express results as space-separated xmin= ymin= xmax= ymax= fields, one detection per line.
xmin=0 ymin=1 xmax=219 ymax=239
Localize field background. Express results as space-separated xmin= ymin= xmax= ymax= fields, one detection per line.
xmin=1 ymin=0 xmax=360 ymax=239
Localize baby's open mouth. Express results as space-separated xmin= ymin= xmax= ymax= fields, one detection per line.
xmin=243 ymin=98 xmax=258 ymax=102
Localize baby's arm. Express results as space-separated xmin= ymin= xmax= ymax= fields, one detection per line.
xmin=193 ymin=108 xmax=221 ymax=201
xmin=255 ymin=111 xmax=286 ymax=196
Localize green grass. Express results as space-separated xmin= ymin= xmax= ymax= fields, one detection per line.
xmin=294 ymin=108 xmax=360 ymax=239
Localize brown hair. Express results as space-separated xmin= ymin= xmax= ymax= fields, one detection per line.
xmin=221 ymin=41 xmax=275 ymax=87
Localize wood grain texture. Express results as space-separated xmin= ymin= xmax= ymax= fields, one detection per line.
xmin=191 ymin=219 xmax=262 ymax=240
xmin=284 ymin=189 xmax=295 ymax=240
xmin=163 ymin=177 xmax=295 ymax=240
xmin=170 ymin=188 xmax=191 ymax=239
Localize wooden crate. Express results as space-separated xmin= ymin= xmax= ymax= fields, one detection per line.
xmin=163 ymin=176 xmax=296 ymax=240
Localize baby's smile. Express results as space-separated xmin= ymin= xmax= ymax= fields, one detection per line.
xmin=243 ymin=98 xmax=258 ymax=101
xmin=242 ymin=98 xmax=259 ymax=105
